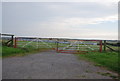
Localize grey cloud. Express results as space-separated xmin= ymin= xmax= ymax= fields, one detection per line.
xmin=2 ymin=2 xmax=118 ymax=39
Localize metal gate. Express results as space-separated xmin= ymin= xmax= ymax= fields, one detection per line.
xmin=14 ymin=37 xmax=57 ymax=50
xmin=56 ymin=39 xmax=102 ymax=54
xmin=14 ymin=37 xmax=103 ymax=54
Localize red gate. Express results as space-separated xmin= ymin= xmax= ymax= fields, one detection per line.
xmin=56 ymin=40 xmax=102 ymax=54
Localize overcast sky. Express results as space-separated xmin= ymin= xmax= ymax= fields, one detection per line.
xmin=1 ymin=1 xmax=118 ymax=40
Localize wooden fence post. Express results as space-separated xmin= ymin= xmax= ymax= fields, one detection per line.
xmin=14 ymin=37 xmax=17 ymax=48
xmin=99 ymin=40 xmax=102 ymax=52
xmin=11 ymin=35 xmax=14 ymax=47
xmin=56 ymin=39 xmax=59 ymax=52
xmin=104 ymin=40 xmax=106 ymax=52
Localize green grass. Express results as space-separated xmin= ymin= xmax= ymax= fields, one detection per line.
xmin=2 ymin=46 xmax=51 ymax=57
xmin=0 ymin=46 xmax=2 ymax=57
xmin=77 ymin=52 xmax=119 ymax=74
xmin=2 ymin=46 xmax=27 ymax=57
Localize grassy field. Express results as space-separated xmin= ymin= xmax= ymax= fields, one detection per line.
xmin=2 ymin=46 xmax=27 ymax=57
xmin=77 ymin=52 xmax=119 ymax=74
xmin=2 ymin=46 xmax=51 ymax=57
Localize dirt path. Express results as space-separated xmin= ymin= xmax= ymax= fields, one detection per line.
xmin=2 ymin=50 xmax=117 ymax=79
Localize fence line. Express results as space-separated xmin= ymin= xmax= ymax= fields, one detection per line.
xmin=1 ymin=33 xmax=14 ymax=47
xmin=1 ymin=33 xmax=119 ymax=53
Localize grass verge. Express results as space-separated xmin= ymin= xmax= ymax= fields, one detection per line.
xmin=2 ymin=46 xmax=51 ymax=58
xmin=77 ymin=52 xmax=119 ymax=74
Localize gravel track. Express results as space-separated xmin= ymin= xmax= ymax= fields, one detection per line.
xmin=2 ymin=50 xmax=117 ymax=79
